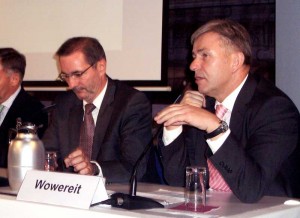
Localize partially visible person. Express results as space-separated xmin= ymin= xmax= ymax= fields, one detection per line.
xmin=42 ymin=37 xmax=152 ymax=183
xmin=0 ymin=48 xmax=48 ymax=168
xmin=154 ymin=19 xmax=300 ymax=203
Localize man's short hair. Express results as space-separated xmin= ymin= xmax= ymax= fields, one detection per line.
xmin=191 ymin=19 xmax=252 ymax=65
xmin=0 ymin=48 xmax=26 ymax=79
xmin=56 ymin=37 xmax=106 ymax=65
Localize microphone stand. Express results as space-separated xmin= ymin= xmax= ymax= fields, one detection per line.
xmin=106 ymin=123 xmax=165 ymax=210
xmin=129 ymin=139 xmax=152 ymax=197
xmin=98 ymin=94 xmax=183 ymax=210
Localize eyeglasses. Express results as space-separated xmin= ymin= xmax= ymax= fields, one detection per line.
xmin=58 ymin=63 xmax=95 ymax=81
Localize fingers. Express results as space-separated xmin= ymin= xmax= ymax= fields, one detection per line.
xmin=154 ymin=104 xmax=182 ymax=125
xmin=154 ymin=103 xmax=215 ymax=131
xmin=154 ymin=91 xmax=206 ymax=126
xmin=64 ymin=148 xmax=93 ymax=175
xmin=64 ymin=148 xmax=82 ymax=167
xmin=75 ymin=162 xmax=93 ymax=175
xmin=181 ymin=91 xmax=206 ymax=108
xmin=154 ymin=104 xmax=192 ymax=127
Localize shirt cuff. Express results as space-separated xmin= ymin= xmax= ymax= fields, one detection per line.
xmin=90 ymin=160 xmax=103 ymax=177
xmin=206 ymin=129 xmax=231 ymax=153
xmin=162 ymin=126 xmax=183 ymax=146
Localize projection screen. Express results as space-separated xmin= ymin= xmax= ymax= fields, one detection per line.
xmin=0 ymin=0 xmax=168 ymax=89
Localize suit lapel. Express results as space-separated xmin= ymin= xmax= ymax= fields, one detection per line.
xmin=203 ymin=75 xmax=258 ymax=151
xmin=69 ymin=101 xmax=83 ymax=149
xmin=92 ymin=78 xmax=116 ymax=159
xmin=230 ymin=75 xmax=257 ymax=140
xmin=1 ymin=89 xmax=26 ymax=128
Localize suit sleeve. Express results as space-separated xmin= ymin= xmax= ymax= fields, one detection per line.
xmin=211 ymin=96 xmax=299 ymax=203
xmin=41 ymin=94 xmax=72 ymax=170
xmin=159 ymin=133 xmax=187 ymax=186
xmin=159 ymin=126 xmax=206 ymax=187
xmin=99 ymin=92 xmax=152 ymax=183
xmin=42 ymin=103 xmax=60 ymax=152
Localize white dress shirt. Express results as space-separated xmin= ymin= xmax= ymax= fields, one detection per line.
xmin=0 ymin=86 xmax=21 ymax=125
xmin=82 ymin=80 xmax=108 ymax=177
xmin=82 ymin=80 xmax=108 ymax=125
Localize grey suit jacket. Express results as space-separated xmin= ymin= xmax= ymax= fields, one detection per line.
xmin=42 ymin=78 xmax=152 ymax=183
xmin=160 ymin=74 xmax=300 ymax=203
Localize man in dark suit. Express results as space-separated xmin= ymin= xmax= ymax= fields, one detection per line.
xmin=0 ymin=48 xmax=48 ymax=168
xmin=42 ymin=37 xmax=152 ymax=183
xmin=154 ymin=19 xmax=300 ymax=203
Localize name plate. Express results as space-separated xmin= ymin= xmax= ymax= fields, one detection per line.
xmin=17 ymin=170 xmax=108 ymax=209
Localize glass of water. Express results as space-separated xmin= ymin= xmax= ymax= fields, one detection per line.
xmin=185 ymin=166 xmax=207 ymax=210
xmin=44 ymin=151 xmax=58 ymax=171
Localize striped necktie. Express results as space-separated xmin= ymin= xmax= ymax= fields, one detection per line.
xmin=207 ymin=104 xmax=231 ymax=192
xmin=215 ymin=104 xmax=227 ymax=121
xmin=0 ymin=104 xmax=5 ymax=122
xmin=79 ymin=103 xmax=96 ymax=159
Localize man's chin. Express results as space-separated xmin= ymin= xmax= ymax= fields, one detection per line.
xmin=195 ymin=80 xmax=205 ymax=88
xmin=195 ymin=82 xmax=207 ymax=94
xmin=74 ymin=91 xmax=86 ymax=100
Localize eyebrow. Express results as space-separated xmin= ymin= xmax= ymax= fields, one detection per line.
xmin=60 ymin=69 xmax=81 ymax=75
xmin=192 ymin=48 xmax=206 ymax=56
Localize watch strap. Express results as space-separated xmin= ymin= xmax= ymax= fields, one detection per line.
xmin=205 ymin=120 xmax=228 ymax=139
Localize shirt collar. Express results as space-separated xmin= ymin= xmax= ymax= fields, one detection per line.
xmin=83 ymin=80 xmax=108 ymax=110
xmin=2 ymin=86 xmax=21 ymax=109
xmin=216 ymin=75 xmax=248 ymax=112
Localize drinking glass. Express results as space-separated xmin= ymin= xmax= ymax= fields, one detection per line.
xmin=44 ymin=151 xmax=58 ymax=171
xmin=185 ymin=166 xmax=207 ymax=210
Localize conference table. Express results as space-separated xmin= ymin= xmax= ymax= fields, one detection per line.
xmin=1 ymin=168 xmax=300 ymax=218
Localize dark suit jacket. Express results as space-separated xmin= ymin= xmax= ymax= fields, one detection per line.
xmin=0 ymin=87 xmax=48 ymax=168
xmin=42 ymin=78 xmax=152 ymax=183
xmin=160 ymin=74 xmax=300 ymax=203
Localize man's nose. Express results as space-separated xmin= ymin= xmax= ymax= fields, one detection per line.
xmin=66 ymin=77 xmax=78 ymax=89
xmin=190 ymin=58 xmax=202 ymax=71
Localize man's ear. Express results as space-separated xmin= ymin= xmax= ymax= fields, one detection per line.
xmin=231 ymin=51 xmax=245 ymax=72
xmin=96 ymin=59 xmax=106 ymax=74
xmin=9 ymin=72 xmax=21 ymax=86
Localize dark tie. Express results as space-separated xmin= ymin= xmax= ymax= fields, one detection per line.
xmin=207 ymin=104 xmax=231 ymax=191
xmin=79 ymin=103 xmax=96 ymax=159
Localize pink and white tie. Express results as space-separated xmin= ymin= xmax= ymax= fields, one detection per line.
xmin=207 ymin=104 xmax=231 ymax=192
xmin=215 ymin=104 xmax=227 ymax=121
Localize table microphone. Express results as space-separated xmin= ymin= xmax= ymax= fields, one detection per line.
xmin=99 ymin=93 xmax=183 ymax=210
xmin=42 ymin=104 xmax=56 ymax=113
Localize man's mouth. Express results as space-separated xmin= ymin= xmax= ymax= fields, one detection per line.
xmin=195 ymin=75 xmax=205 ymax=81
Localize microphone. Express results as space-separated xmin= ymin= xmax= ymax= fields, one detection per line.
xmin=42 ymin=104 xmax=56 ymax=113
xmin=97 ymin=93 xmax=184 ymax=210
xmin=129 ymin=93 xmax=182 ymax=197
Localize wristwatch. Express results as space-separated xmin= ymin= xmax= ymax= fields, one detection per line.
xmin=205 ymin=120 xmax=228 ymax=139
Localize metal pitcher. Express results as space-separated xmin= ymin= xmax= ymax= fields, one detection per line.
xmin=7 ymin=119 xmax=45 ymax=191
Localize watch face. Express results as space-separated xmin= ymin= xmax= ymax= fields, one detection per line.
xmin=221 ymin=121 xmax=229 ymax=132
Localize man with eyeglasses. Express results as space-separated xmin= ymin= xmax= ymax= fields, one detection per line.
xmin=0 ymin=48 xmax=48 ymax=168
xmin=42 ymin=37 xmax=152 ymax=183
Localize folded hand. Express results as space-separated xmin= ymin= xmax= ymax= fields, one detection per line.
xmin=64 ymin=148 xmax=93 ymax=175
